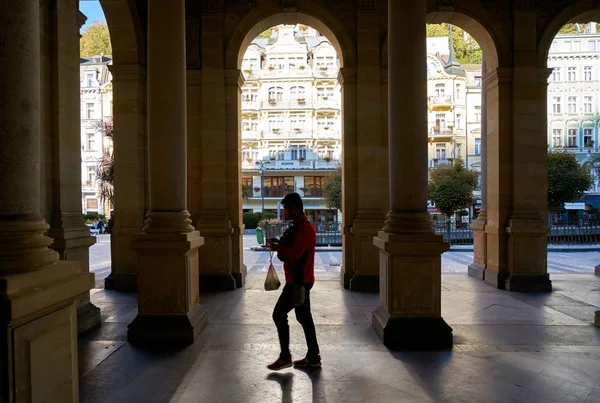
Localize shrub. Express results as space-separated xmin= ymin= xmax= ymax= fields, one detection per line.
xmin=243 ymin=212 xmax=260 ymax=229
xmin=262 ymin=212 xmax=277 ymax=220
xmin=83 ymin=212 xmax=106 ymax=222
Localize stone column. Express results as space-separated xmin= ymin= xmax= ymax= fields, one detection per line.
xmin=194 ymin=13 xmax=236 ymax=292
xmin=339 ymin=67 xmax=358 ymax=288
xmin=225 ymin=69 xmax=247 ymax=288
xmin=372 ymin=0 xmax=451 ymax=350
xmin=105 ymin=64 xmax=147 ymax=292
xmin=128 ymin=0 xmax=207 ymax=345
xmin=0 ymin=0 xmax=93 ymax=400
xmin=41 ymin=0 xmax=100 ymax=334
xmin=346 ymin=8 xmax=388 ymax=292
xmin=504 ymin=9 xmax=551 ymax=292
xmin=468 ymin=59 xmax=488 ymax=280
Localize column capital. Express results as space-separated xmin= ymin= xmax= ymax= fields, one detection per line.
xmin=77 ymin=11 xmax=87 ymax=30
xmin=538 ymin=67 xmax=554 ymax=83
xmin=109 ymin=64 xmax=145 ymax=81
xmin=224 ymin=68 xmax=245 ymax=87
xmin=484 ymin=67 xmax=513 ymax=89
xmin=338 ymin=67 xmax=357 ymax=85
xmin=187 ymin=69 xmax=202 ymax=86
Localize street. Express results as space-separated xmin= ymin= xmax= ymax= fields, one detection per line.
xmin=89 ymin=234 xmax=599 ymax=287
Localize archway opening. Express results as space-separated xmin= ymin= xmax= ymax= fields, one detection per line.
xmin=237 ymin=21 xmax=344 ymax=280
xmin=543 ymin=15 xmax=600 ymax=270
xmin=421 ymin=12 xmax=500 ymax=278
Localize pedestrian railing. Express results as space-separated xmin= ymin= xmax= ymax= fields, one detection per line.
xmin=263 ymin=222 xmax=342 ymax=246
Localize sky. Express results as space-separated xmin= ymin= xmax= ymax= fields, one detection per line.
xmin=79 ymin=0 xmax=106 ymax=29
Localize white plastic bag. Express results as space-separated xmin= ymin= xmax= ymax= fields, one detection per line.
xmin=264 ymin=252 xmax=281 ymax=291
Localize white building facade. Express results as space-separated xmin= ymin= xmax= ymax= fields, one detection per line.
xmin=80 ymin=55 xmax=113 ymax=216
xmin=547 ymin=24 xmax=600 ymax=199
xmin=240 ymin=25 xmax=342 ymax=227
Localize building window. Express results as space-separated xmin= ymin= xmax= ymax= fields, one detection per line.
xmin=567 ymin=128 xmax=578 ymax=147
xmin=456 ymin=114 xmax=462 ymax=130
xmin=474 ymin=105 xmax=481 ymax=122
xmin=242 ymin=119 xmax=258 ymax=132
xmin=435 ymin=113 xmax=446 ymax=129
xmin=303 ymin=177 xmax=324 ymax=197
xmin=589 ymin=40 xmax=596 ymax=51
xmin=573 ymin=41 xmax=581 ymax=52
xmin=86 ymin=130 xmax=95 ymax=150
xmin=552 ymin=68 xmax=561 ymax=82
xmin=584 ymin=128 xmax=594 ymax=147
xmin=86 ymin=73 xmax=94 ymax=87
xmin=435 ymin=83 xmax=445 ymax=97
xmin=552 ymin=96 xmax=562 ymax=114
xmin=435 ymin=143 xmax=446 ymax=160
xmin=290 ymin=114 xmax=307 ymax=131
xmin=584 ymin=66 xmax=593 ymax=81
xmin=87 ymin=166 xmax=96 ymax=183
xmin=242 ymin=89 xmax=258 ymax=102
xmin=290 ymin=86 xmax=306 ymax=100
xmin=263 ymin=176 xmax=294 ymax=197
xmin=455 ymin=83 xmax=460 ymax=99
xmin=86 ymin=103 xmax=94 ymax=119
xmin=568 ymin=67 xmax=577 ymax=81
xmin=268 ymin=87 xmax=284 ymax=102
xmin=474 ymin=138 xmax=481 ymax=156
xmin=552 ymin=129 xmax=563 ymax=147
xmin=568 ymin=96 xmax=577 ymax=114
xmin=584 ymin=96 xmax=593 ymax=114
xmin=474 ymin=76 xmax=482 ymax=87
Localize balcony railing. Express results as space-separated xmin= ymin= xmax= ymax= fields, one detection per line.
xmin=241 ymin=67 xmax=340 ymax=80
xmin=241 ymin=130 xmax=261 ymax=140
xmin=314 ymin=129 xmax=339 ymax=139
xmin=430 ymin=158 xmax=453 ymax=168
xmin=314 ymin=99 xmax=340 ymax=109
xmin=263 ymin=186 xmax=295 ymax=198
xmin=241 ymin=159 xmax=339 ymax=170
xmin=428 ymin=95 xmax=454 ymax=111
xmin=550 ymin=146 xmax=600 ymax=154
xmin=301 ymin=188 xmax=324 ymax=198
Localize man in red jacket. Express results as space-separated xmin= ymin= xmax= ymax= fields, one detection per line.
xmin=264 ymin=192 xmax=321 ymax=371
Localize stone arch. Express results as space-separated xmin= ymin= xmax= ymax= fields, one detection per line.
xmin=98 ymin=0 xmax=145 ymax=65
xmin=225 ymin=7 xmax=356 ymax=70
xmin=381 ymin=10 xmax=505 ymax=73
xmin=538 ymin=0 xmax=600 ymax=66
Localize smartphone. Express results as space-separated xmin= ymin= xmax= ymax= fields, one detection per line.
xmin=269 ymin=238 xmax=280 ymax=244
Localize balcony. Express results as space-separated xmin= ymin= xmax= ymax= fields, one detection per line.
xmin=430 ymin=158 xmax=453 ymax=168
xmin=262 ymin=129 xmax=314 ymax=139
xmin=428 ymin=95 xmax=454 ymax=111
xmin=428 ymin=127 xmax=454 ymax=142
xmin=241 ymin=130 xmax=261 ymax=140
xmin=301 ymin=187 xmax=324 ymax=198
xmin=550 ymin=146 xmax=600 ymax=154
xmin=314 ymin=129 xmax=339 ymax=139
xmin=241 ymin=101 xmax=260 ymax=110
xmin=315 ymin=159 xmax=339 ymax=169
xmin=263 ymin=186 xmax=295 ymax=198
xmin=315 ymin=99 xmax=340 ymax=109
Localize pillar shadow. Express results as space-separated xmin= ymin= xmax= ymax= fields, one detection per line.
xmin=267 ymin=372 xmax=294 ymax=403
xmin=295 ymin=366 xmax=327 ymax=402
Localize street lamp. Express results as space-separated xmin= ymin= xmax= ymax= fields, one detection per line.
xmin=255 ymin=160 xmax=270 ymax=213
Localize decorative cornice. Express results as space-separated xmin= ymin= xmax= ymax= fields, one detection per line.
xmin=484 ymin=67 xmax=514 ymax=89
xmin=338 ymin=67 xmax=357 ymax=85
xmin=225 ymin=69 xmax=245 ymax=87
xmin=77 ymin=11 xmax=87 ymax=29
xmin=186 ymin=70 xmax=202 ymax=86
xmin=108 ymin=64 xmax=145 ymax=81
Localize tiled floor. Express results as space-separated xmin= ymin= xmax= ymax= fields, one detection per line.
xmin=79 ymin=273 xmax=600 ymax=403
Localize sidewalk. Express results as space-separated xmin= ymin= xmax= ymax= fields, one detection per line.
xmin=450 ymin=244 xmax=600 ymax=252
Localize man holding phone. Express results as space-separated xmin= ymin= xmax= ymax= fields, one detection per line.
xmin=263 ymin=192 xmax=321 ymax=370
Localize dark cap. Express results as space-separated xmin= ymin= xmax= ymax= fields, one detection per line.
xmin=281 ymin=192 xmax=303 ymax=210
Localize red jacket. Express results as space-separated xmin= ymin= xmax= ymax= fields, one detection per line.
xmin=276 ymin=214 xmax=316 ymax=284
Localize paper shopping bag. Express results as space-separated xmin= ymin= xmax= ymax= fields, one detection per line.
xmin=264 ymin=260 xmax=281 ymax=291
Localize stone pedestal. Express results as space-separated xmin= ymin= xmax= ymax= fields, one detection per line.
xmin=468 ymin=213 xmax=487 ymax=280
xmin=348 ymin=210 xmax=386 ymax=292
xmin=372 ymin=231 xmax=452 ymax=350
xmin=196 ymin=211 xmax=235 ymax=292
xmin=129 ymin=231 xmax=208 ymax=345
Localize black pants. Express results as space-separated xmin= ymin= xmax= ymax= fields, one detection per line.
xmin=273 ymin=283 xmax=320 ymax=360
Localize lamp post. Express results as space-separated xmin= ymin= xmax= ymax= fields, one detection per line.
xmin=255 ymin=160 xmax=270 ymax=213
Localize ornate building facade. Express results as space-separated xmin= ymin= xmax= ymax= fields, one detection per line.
xmin=240 ymin=24 xmax=342 ymax=225
xmin=80 ymin=55 xmax=114 ymax=216
xmin=547 ymin=23 xmax=600 ymax=198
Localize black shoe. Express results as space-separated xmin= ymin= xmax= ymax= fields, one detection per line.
xmin=267 ymin=355 xmax=293 ymax=371
xmin=293 ymin=356 xmax=322 ymax=368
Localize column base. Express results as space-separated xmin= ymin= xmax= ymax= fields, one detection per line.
xmin=467 ymin=263 xmax=486 ymax=281
xmin=127 ymin=304 xmax=208 ymax=346
xmin=595 ymin=265 xmax=600 ymax=276
xmin=232 ymin=264 xmax=247 ymax=289
xmin=341 ymin=271 xmax=352 ymax=289
xmin=77 ymin=300 xmax=102 ymax=334
xmin=349 ymin=274 xmax=379 ymax=292
xmin=504 ymin=274 xmax=552 ymax=293
xmin=372 ymin=306 xmax=453 ymax=350
xmin=199 ymin=274 xmax=237 ymax=292
xmin=595 ymin=311 xmax=599 ymax=328
xmin=1 ymin=260 xmax=93 ymax=402
xmin=484 ymin=270 xmax=509 ymax=290
xmin=104 ymin=273 xmax=138 ymax=292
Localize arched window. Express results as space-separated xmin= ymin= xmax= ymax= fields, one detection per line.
xmin=290 ymin=86 xmax=306 ymax=100
xmin=268 ymin=87 xmax=284 ymax=102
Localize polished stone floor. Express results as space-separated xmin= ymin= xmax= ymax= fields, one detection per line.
xmin=79 ymin=272 xmax=600 ymax=403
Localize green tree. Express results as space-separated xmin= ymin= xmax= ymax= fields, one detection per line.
xmin=80 ymin=20 xmax=112 ymax=57
xmin=548 ymin=151 xmax=592 ymax=211
xmin=426 ymin=24 xmax=482 ymax=65
xmin=428 ymin=157 xmax=478 ymax=242
xmin=322 ymin=166 xmax=342 ymax=212
xmin=257 ymin=28 xmax=273 ymax=38
xmin=558 ymin=23 xmax=579 ymax=34
xmin=94 ymin=119 xmax=114 ymax=209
